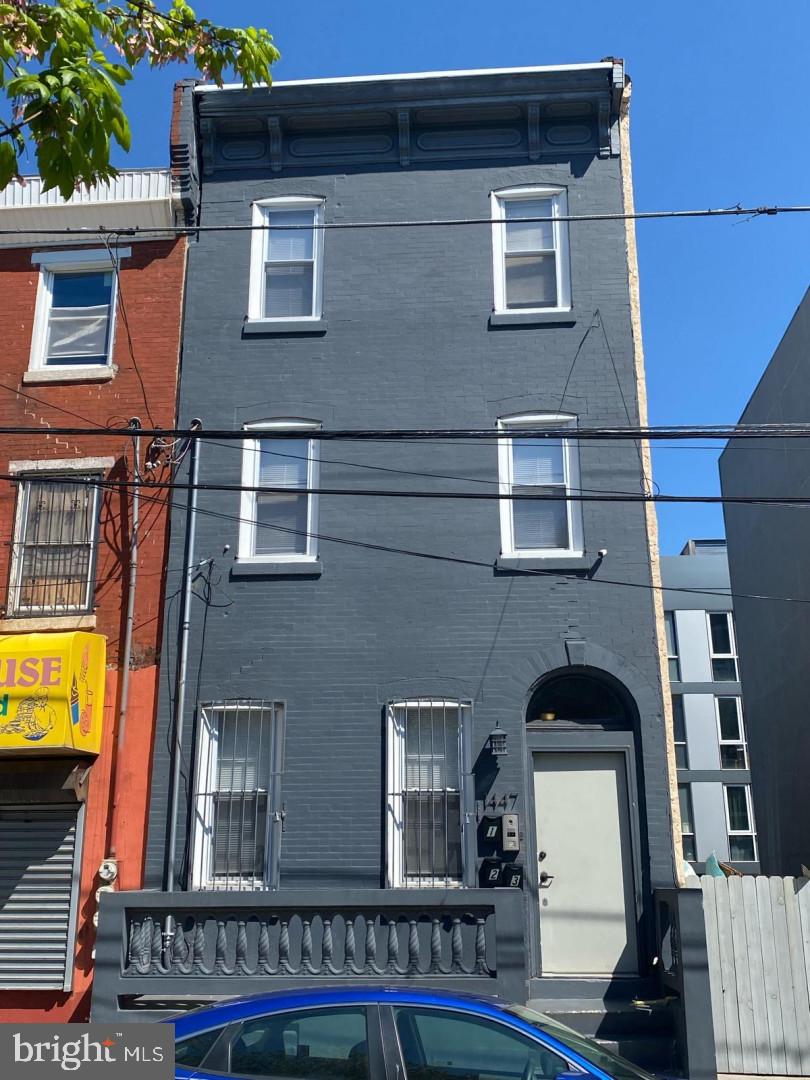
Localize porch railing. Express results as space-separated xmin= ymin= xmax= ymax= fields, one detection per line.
xmin=92 ymin=888 xmax=527 ymax=1021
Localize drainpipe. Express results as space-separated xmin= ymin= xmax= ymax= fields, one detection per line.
xmin=107 ymin=417 xmax=141 ymax=863
xmin=166 ymin=420 xmax=202 ymax=892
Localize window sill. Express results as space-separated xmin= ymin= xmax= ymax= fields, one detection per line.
xmin=495 ymin=554 xmax=593 ymax=573
xmin=23 ymin=366 xmax=116 ymax=385
xmin=230 ymin=558 xmax=322 ymax=578
xmin=242 ymin=318 xmax=327 ymax=337
xmin=0 ymin=613 xmax=97 ymax=631
xmin=489 ymin=311 xmax=576 ymax=328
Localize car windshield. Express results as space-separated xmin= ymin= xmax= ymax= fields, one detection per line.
xmin=504 ymin=1005 xmax=657 ymax=1080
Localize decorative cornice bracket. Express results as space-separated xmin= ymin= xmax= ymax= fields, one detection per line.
xmin=398 ymin=109 xmax=411 ymax=167
xmin=267 ymin=117 xmax=283 ymax=173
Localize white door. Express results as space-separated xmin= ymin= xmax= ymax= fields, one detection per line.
xmin=533 ymin=751 xmax=638 ymax=976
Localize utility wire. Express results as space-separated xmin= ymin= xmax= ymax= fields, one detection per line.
xmin=202 ymin=437 xmax=655 ymax=499
xmin=0 ymin=422 xmax=806 ymax=440
xmin=0 ymin=203 xmax=808 ymax=238
xmin=4 ymin=469 xmax=810 ymax=506
xmin=122 ymin=480 xmax=810 ymax=607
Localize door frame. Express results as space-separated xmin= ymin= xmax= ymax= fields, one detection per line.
xmin=522 ymin=728 xmax=645 ymax=979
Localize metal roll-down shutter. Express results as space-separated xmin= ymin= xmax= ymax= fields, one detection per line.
xmin=0 ymin=805 xmax=82 ymax=990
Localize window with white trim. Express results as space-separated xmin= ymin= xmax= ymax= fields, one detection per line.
xmin=497 ymin=414 xmax=583 ymax=557
xmin=190 ymin=700 xmax=285 ymax=891
xmin=724 ymin=784 xmax=757 ymax=862
xmin=238 ymin=421 xmax=320 ymax=561
xmin=248 ymin=197 xmax=325 ymax=321
xmin=386 ymin=700 xmax=471 ymax=887
xmin=8 ymin=476 xmax=100 ymax=616
xmin=678 ymin=783 xmax=696 ymax=862
xmin=716 ymin=696 xmax=748 ymax=769
xmin=491 ymin=186 xmax=571 ymax=313
xmin=708 ymin=612 xmax=738 ymax=681
xmin=29 ymin=251 xmax=121 ymax=372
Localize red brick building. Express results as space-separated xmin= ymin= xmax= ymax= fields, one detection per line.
xmin=0 ymin=163 xmax=189 ymax=1019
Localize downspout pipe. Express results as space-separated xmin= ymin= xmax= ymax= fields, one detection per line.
xmin=166 ymin=419 xmax=202 ymax=892
xmin=107 ymin=417 xmax=141 ymax=862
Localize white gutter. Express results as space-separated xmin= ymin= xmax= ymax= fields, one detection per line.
xmin=194 ymin=61 xmax=617 ymax=94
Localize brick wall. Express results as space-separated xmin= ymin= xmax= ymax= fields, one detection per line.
xmin=0 ymin=235 xmax=185 ymax=1018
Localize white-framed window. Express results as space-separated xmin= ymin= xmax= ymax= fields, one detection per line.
xmin=491 ymin=186 xmax=571 ymax=314
xmin=190 ymin=699 xmax=285 ymax=891
xmin=248 ymin=196 xmax=325 ymax=321
xmin=716 ymin=696 xmax=748 ymax=770
xmin=672 ymin=694 xmax=688 ymax=769
xmin=238 ymin=420 xmax=320 ymax=562
xmin=497 ymin=414 xmax=583 ymax=558
xmin=678 ymin=783 xmax=696 ymax=862
xmin=724 ymin=784 xmax=757 ymax=862
xmin=8 ymin=475 xmax=101 ymax=616
xmin=386 ymin=699 xmax=471 ymax=888
xmin=664 ymin=611 xmax=681 ymax=682
xmin=29 ymin=249 xmax=124 ymax=372
xmin=708 ymin=612 xmax=738 ymax=681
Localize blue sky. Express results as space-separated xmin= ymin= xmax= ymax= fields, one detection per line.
xmin=109 ymin=0 xmax=809 ymax=554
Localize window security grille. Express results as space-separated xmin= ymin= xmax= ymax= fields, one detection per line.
xmin=190 ymin=700 xmax=285 ymax=891
xmin=387 ymin=700 xmax=472 ymax=888
xmin=9 ymin=478 xmax=100 ymax=616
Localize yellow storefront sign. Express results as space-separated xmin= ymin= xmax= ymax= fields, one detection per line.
xmin=0 ymin=632 xmax=106 ymax=755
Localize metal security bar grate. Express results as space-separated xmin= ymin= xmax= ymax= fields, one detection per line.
xmin=190 ymin=700 xmax=285 ymax=891
xmin=9 ymin=477 xmax=100 ymax=616
xmin=388 ymin=700 xmax=470 ymax=888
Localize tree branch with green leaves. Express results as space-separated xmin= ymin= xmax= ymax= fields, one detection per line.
xmin=0 ymin=0 xmax=280 ymax=196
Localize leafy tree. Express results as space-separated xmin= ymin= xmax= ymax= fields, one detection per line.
xmin=0 ymin=0 xmax=280 ymax=195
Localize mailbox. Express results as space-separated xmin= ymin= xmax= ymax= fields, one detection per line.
xmin=501 ymin=862 xmax=524 ymax=889
xmin=479 ymin=857 xmax=502 ymax=887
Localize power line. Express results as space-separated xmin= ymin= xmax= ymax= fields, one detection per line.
xmin=4 ymin=469 xmax=810 ymax=506
xmin=202 ymin=436 xmax=653 ymax=499
xmin=0 ymin=204 xmax=808 ymax=238
xmin=126 ymin=480 xmax=810 ymax=607
xmin=0 ymin=422 xmax=807 ymax=440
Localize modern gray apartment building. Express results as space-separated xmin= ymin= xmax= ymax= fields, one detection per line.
xmin=719 ymin=288 xmax=810 ymax=877
xmin=662 ymin=540 xmax=758 ymax=874
xmin=93 ymin=63 xmax=715 ymax=1076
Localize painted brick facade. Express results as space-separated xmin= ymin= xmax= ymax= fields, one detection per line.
xmin=146 ymin=66 xmax=678 ymax=966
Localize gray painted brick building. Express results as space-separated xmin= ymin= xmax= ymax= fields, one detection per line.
xmin=92 ymin=62 xmax=715 ymax=1079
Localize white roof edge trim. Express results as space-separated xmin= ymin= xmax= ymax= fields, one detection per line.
xmin=194 ymin=61 xmax=617 ymax=93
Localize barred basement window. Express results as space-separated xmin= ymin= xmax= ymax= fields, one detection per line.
xmin=190 ymin=700 xmax=285 ymax=891
xmin=386 ymin=699 xmax=473 ymax=888
xmin=9 ymin=476 xmax=100 ymax=616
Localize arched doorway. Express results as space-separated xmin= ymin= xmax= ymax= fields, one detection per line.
xmin=527 ymin=668 xmax=641 ymax=978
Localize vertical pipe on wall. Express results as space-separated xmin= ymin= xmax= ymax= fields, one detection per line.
xmin=166 ymin=420 xmax=202 ymax=892
xmin=107 ymin=418 xmax=141 ymax=861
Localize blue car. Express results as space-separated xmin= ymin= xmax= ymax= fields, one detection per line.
xmin=170 ymin=986 xmax=655 ymax=1080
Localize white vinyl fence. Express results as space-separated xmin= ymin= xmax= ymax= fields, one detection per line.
xmin=702 ymin=876 xmax=810 ymax=1076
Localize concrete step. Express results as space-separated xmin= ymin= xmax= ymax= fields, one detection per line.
xmin=526 ymin=996 xmax=678 ymax=1074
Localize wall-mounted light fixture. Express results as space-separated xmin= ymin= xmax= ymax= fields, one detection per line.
xmin=488 ymin=721 xmax=508 ymax=756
